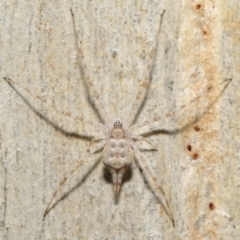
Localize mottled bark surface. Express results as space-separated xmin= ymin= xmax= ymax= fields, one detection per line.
xmin=0 ymin=1 xmax=239 ymax=239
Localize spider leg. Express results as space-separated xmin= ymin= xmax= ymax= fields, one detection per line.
xmin=128 ymin=133 xmax=158 ymax=150
xmin=43 ymin=139 xmax=106 ymax=219
xmin=87 ymin=136 xmax=107 ymax=152
xmin=70 ymin=9 xmax=114 ymax=125
xmin=124 ymin=10 xmax=165 ymax=126
xmin=130 ymin=142 xmax=175 ymax=226
xmin=3 ymin=77 xmax=107 ymax=138
xmin=130 ymin=78 xmax=232 ymax=135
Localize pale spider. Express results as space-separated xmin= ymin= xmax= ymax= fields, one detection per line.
xmin=3 ymin=9 xmax=231 ymax=227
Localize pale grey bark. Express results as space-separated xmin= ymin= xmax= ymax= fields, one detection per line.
xmin=0 ymin=1 xmax=239 ymax=240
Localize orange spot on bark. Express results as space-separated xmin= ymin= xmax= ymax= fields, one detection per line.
xmin=187 ymin=145 xmax=192 ymax=151
xmin=194 ymin=126 xmax=200 ymax=131
xmin=193 ymin=153 xmax=198 ymax=160
xmin=196 ymin=4 xmax=201 ymax=9
xmin=209 ymin=202 xmax=215 ymax=210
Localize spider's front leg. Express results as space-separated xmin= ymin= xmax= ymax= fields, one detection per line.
xmin=70 ymin=9 xmax=114 ymax=125
xmin=123 ymin=10 xmax=165 ymax=126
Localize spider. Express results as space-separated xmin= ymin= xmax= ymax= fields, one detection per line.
xmin=3 ymin=9 xmax=231 ymax=228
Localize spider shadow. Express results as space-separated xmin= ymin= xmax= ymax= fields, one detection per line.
xmin=103 ymin=167 xmax=133 ymax=204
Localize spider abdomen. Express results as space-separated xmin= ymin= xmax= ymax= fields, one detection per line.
xmin=102 ymin=138 xmax=133 ymax=194
xmin=103 ymin=139 xmax=133 ymax=170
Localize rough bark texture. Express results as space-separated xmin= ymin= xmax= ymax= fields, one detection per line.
xmin=0 ymin=1 xmax=239 ymax=240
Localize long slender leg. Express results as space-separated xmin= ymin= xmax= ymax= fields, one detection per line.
xmin=131 ymin=142 xmax=175 ymax=226
xmin=124 ymin=10 xmax=165 ymax=126
xmin=128 ymin=133 xmax=157 ymax=150
xmin=70 ymin=9 xmax=113 ymax=125
xmin=3 ymin=77 xmax=107 ymax=138
xmin=87 ymin=136 xmax=107 ymax=152
xmin=43 ymin=139 xmax=107 ymax=219
xmin=130 ymin=78 xmax=232 ymax=135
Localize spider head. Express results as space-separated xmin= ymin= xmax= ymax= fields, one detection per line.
xmin=113 ymin=119 xmax=123 ymax=129
xmin=112 ymin=119 xmax=124 ymax=138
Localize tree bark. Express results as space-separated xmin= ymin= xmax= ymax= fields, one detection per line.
xmin=0 ymin=1 xmax=239 ymax=239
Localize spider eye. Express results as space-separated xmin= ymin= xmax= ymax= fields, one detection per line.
xmin=114 ymin=119 xmax=122 ymax=128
